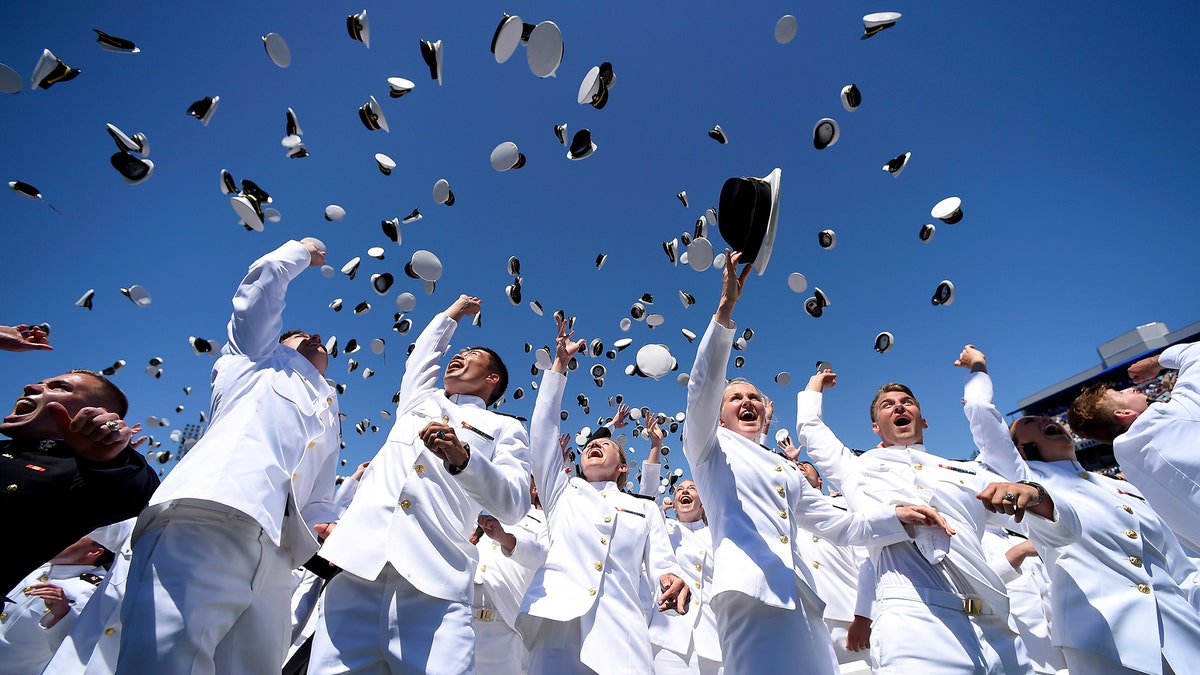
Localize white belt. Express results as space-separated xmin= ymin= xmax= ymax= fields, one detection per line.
xmin=877 ymin=586 xmax=991 ymax=616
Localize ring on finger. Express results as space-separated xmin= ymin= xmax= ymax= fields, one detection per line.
xmin=1002 ymin=492 xmax=1017 ymax=503
xmin=104 ymin=421 xmax=121 ymax=432
xmin=436 ymin=430 xmax=445 ymax=440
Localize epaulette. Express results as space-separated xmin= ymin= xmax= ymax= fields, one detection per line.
xmin=491 ymin=411 xmax=527 ymax=423
xmin=80 ymin=572 xmax=104 ymax=586
xmin=630 ymin=493 xmax=657 ymax=502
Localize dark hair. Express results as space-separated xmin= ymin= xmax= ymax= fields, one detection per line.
xmin=470 ymin=346 xmax=508 ymax=406
xmin=1067 ymin=384 xmax=1126 ymax=444
xmin=69 ymin=370 xmax=129 ymax=418
xmin=869 ymin=383 xmax=920 ymax=423
xmin=280 ymin=328 xmax=308 ymax=343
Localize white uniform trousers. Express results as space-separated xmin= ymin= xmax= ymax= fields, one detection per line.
xmin=712 ymin=587 xmax=838 ymax=675
xmin=652 ymin=643 xmax=724 ymax=675
xmin=115 ymin=500 xmax=292 ymax=675
xmin=309 ymin=565 xmax=474 ymax=675
xmin=870 ymin=596 xmax=1028 ymax=675
xmin=473 ymin=615 xmax=528 ymax=675
xmin=1063 ymin=647 xmax=1175 ymax=675
xmin=825 ymin=618 xmax=866 ymax=666
xmin=526 ymin=618 xmax=589 ymax=675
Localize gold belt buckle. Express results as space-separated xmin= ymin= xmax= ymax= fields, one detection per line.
xmin=475 ymin=608 xmax=493 ymax=621
xmin=961 ymin=597 xmax=983 ymax=615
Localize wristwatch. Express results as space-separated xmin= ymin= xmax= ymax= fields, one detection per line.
xmin=1016 ymin=480 xmax=1046 ymax=507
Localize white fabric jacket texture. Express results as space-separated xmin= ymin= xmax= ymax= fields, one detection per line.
xmin=145 ymin=240 xmax=341 ymax=566
xmin=964 ymin=369 xmax=1200 ymax=675
xmin=319 ymin=311 xmax=531 ymax=603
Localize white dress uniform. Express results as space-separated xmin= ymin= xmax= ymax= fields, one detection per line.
xmin=474 ymin=507 xmax=548 ymax=675
xmin=117 ymin=240 xmax=342 ymax=675
xmin=638 ymin=460 xmax=723 ymax=675
xmin=311 ymin=311 xmax=531 ymax=675
xmin=282 ymin=474 xmax=363 ymax=666
xmin=1112 ymin=342 xmax=1200 ymax=554
xmin=0 ymin=562 xmax=105 ymax=674
xmin=965 ymin=369 xmax=1200 ymax=674
xmin=978 ymin=525 xmax=1064 ymax=675
xmin=793 ymin=494 xmax=871 ymax=666
xmin=43 ymin=521 xmax=137 ymax=675
xmin=516 ymin=370 xmax=684 ymax=675
xmin=796 ymin=389 xmax=1032 ymax=675
xmin=685 ymin=319 xmax=913 ymax=675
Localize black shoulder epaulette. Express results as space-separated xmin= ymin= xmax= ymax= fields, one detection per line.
xmin=490 ymin=411 xmax=527 ymax=422
xmin=630 ymin=493 xmax=657 ymax=502
xmin=80 ymin=572 xmax=104 ymax=586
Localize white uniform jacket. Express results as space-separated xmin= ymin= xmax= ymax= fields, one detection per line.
xmin=794 ymin=494 xmax=870 ymax=624
xmin=146 ymin=240 xmax=341 ymax=566
xmin=475 ymin=507 xmax=549 ymax=630
xmin=964 ymin=370 xmax=1200 ymax=674
xmin=319 ymin=312 xmax=531 ymax=604
xmin=637 ymin=460 xmax=722 ymax=661
xmin=517 ymin=370 xmax=684 ymax=673
xmin=796 ymin=389 xmax=1013 ymax=618
xmin=1114 ymin=341 xmax=1200 ymax=554
xmin=685 ymin=319 xmax=910 ymax=614
xmin=0 ymin=563 xmax=105 ymax=675
xmin=647 ymin=518 xmax=721 ymax=661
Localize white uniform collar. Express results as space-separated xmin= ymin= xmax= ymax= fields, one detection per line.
xmin=446 ymin=392 xmax=487 ymax=409
xmin=679 ymin=518 xmax=707 ymax=531
xmin=588 ymin=480 xmax=620 ymax=492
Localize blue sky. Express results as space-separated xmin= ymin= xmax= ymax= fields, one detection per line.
xmin=3 ymin=1 xmax=1198 ymax=485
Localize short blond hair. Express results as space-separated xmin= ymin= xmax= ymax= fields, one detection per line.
xmin=1067 ymin=384 xmax=1125 ymax=444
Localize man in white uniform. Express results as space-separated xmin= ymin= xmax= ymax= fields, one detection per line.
xmin=1068 ymin=341 xmax=1200 ymax=553
xmin=43 ymin=519 xmax=137 ymax=675
xmin=311 ymin=294 xmax=531 ymax=675
xmin=117 ymin=237 xmax=342 ymax=674
xmin=687 ymin=252 xmax=953 ymax=675
xmin=0 ymin=535 xmax=112 ymax=674
xmin=796 ymin=366 xmax=1032 ymax=674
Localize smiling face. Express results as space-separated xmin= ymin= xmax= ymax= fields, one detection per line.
xmin=719 ymin=381 xmax=765 ymax=440
xmin=1 ymin=372 xmax=110 ymax=440
xmin=281 ymin=330 xmax=329 ymax=375
xmin=580 ymin=437 xmax=628 ymax=487
xmin=673 ymin=479 xmax=705 ymax=523
xmin=443 ymin=348 xmax=501 ymax=404
xmin=870 ymin=385 xmax=927 ymax=447
xmin=1009 ymin=416 xmax=1076 ymax=462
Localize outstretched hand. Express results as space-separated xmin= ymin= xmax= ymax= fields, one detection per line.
xmin=894 ymin=504 xmax=957 ymax=536
xmin=552 ymin=316 xmax=585 ymax=373
xmin=805 ymin=369 xmax=837 ymax=393
xmin=954 ymin=344 xmax=987 ymax=373
xmin=0 ymin=324 xmax=53 ymax=352
xmin=657 ymin=574 xmax=691 ymax=614
xmin=715 ymin=250 xmax=752 ymax=328
xmin=47 ymin=403 xmax=134 ymax=462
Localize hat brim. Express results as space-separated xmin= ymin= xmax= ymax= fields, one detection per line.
xmin=753 ymin=168 xmax=781 ymax=276
xmin=492 ymin=15 xmax=523 ymax=64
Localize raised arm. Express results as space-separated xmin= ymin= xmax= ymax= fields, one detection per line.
xmin=529 ymin=318 xmax=585 ymax=512
xmin=955 ymin=345 xmax=1032 ymax=482
xmin=638 ymin=413 xmax=665 ymax=499
xmin=795 ymin=370 xmax=855 ymax=489
xmin=683 ymin=251 xmax=750 ymax=467
xmin=227 ymin=238 xmax=324 ymax=359
xmin=396 ymin=294 xmax=479 ymax=414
